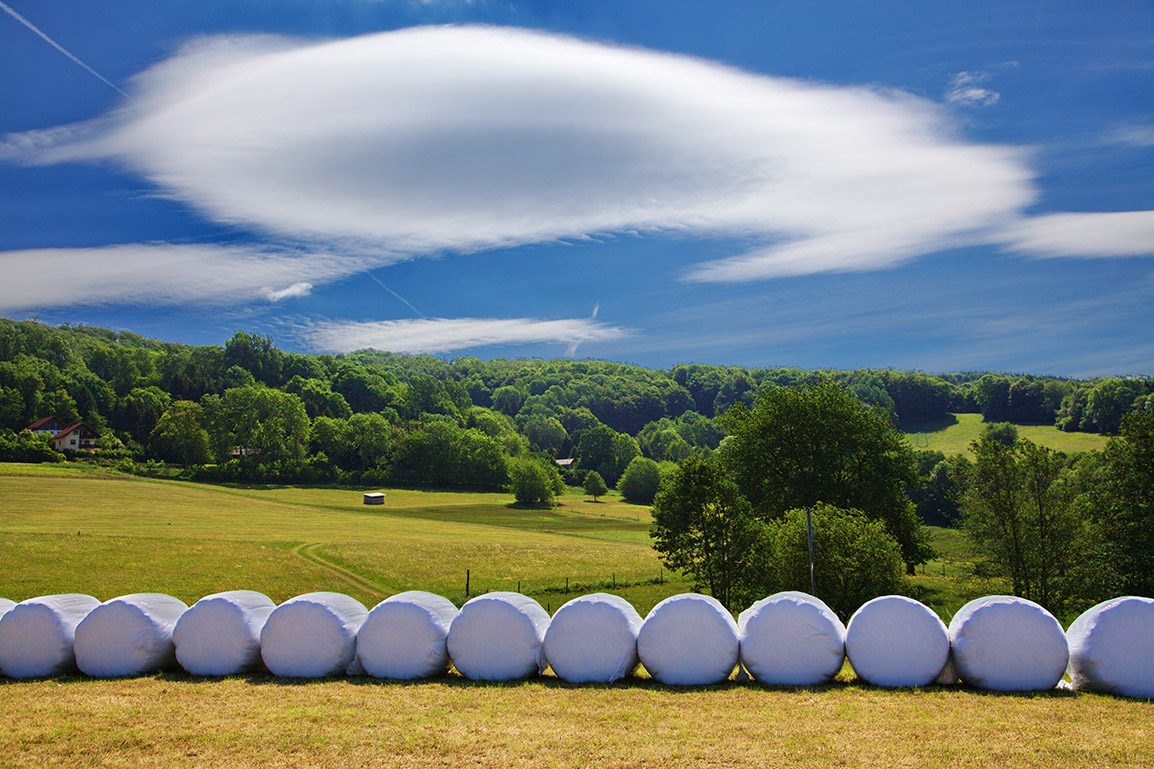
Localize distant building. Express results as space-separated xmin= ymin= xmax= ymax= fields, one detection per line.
xmin=555 ymin=458 xmax=576 ymax=469
xmin=49 ymin=423 xmax=99 ymax=452
xmin=26 ymin=416 xmax=69 ymax=435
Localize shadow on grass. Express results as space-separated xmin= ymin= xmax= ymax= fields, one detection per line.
xmin=51 ymin=670 xmax=1073 ymax=700
xmin=903 ymin=414 xmax=960 ymax=433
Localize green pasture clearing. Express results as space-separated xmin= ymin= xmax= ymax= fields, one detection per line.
xmin=0 ymin=463 xmax=687 ymax=612
xmin=1 ymin=674 xmax=1150 ymax=769
xmin=904 ymin=413 xmax=1109 ymax=456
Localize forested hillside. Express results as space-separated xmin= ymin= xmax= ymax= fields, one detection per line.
xmin=0 ymin=319 xmax=1150 ymax=490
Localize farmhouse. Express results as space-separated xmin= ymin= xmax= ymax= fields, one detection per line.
xmin=28 ymin=418 xmax=100 ymax=451
xmin=26 ymin=416 xmax=69 ymax=435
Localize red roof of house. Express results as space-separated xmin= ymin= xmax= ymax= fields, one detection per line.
xmin=52 ymin=423 xmax=92 ymax=440
xmin=27 ymin=416 xmax=63 ymax=431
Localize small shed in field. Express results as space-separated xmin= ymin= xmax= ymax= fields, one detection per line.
xmin=363 ymin=492 xmax=385 ymax=505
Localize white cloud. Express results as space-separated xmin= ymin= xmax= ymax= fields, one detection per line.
xmin=0 ymin=243 xmax=373 ymax=313
xmin=1104 ymin=124 xmax=1154 ymax=148
xmin=998 ymin=211 xmax=1154 ymax=259
xmin=296 ymin=316 xmax=628 ymax=354
xmin=6 ymin=26 xmax=1038 ymax=283
xmin=945 ymin=71 xmax=1000 ymax=107
xmin=260 ymin=281 xmax=314 ymax=301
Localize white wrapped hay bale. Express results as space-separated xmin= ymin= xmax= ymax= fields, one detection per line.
xmin=173 ymin=590 xmax=277 ymax=676
xmin=0 ymin=594 xmax=100 ymax=678
xmin=446 ymin=592 xmax=550 ymax=681
xmin=543 ymin=593 xmax=643 ymax=683
xmin=260 ymin=592 xmax=368 ymax=678
xmin=637 ymin=593 xmax=739 ymax=686
xmin=1067 ymin=596 xmax=1154 ymax=699
xmin=845 ymin=595 xmax=949 ymax=687
xmin=0 ymin=598 xmax=15 ymax=676
xmin=74 ymin=593 xmax=189 ymax=678
xmin=738 ymin=591 xmax=845 ymax=686
xmin=357 ymin=591 xmax=459 ymax=680
xmin=949 ymin=595 xmax=1068 ymax=691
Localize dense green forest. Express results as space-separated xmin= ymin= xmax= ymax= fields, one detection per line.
xmin=1 ymin=318 xmax=1151 ymax=493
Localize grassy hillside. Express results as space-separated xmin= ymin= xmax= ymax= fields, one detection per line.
xmin=903 ymin=413 xmax=1109 ymax=456
xmin=0 ymin=462 xmax=687 ymax=614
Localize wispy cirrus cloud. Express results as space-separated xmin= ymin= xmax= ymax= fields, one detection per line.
xmin=999 ymin=211 xmax=1154 ymax=259
xmin=294 ymin=316 xmax=628 ymax=355
xmin=0 ymin=243 xmax=374 ymax=313
xmin=944 ymin=70 xmax=1001 ymax=107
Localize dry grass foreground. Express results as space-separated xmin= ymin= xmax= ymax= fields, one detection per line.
xmin=1 ymin=673 xmax=1151 ymax=768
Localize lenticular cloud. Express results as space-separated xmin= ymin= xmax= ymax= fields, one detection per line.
xmin=11 ymin=25 xmax=1039 ymax=281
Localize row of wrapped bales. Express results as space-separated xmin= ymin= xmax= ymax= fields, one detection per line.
xmin=1 ymin=591 xmax=1151 ymax=696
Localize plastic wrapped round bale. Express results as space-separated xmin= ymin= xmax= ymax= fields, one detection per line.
xmin=74 ymin=593 xmax=189 ymax=678
xmin=637 ymin=593 xmax=739 ymax=686
xmin=0 ymin=598 xmax=14 ymax=676
xmin=357 ymin=591 xmax=459 ymax=680
xmin=173 ymin=590 xmax=277 ymax=676
xmin=1067 ymin=596 xmax=1154 ymax=699
xmin=447 ymin=592 xmax=550 ymax=681
xmin=739 ymin=591 xmax=845 ymax=685
xmin=543 ymin=593 xmax=642 ymax=683
xmin=260 ymin=592 xmax=368 ymax=678
xmin=845 ymin=595 xmax=949 ymax=687
xmin=949 ymin=595 xmax=1068 ymax=691
xmin=0 ymin=594 xmax=100 ymax=678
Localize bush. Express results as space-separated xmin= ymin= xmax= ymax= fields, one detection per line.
xmin=763 ymin=503 xmax=906 ymax=620
xmin=508 ymin=457 xmax=561 ymax=506
xmin=0 ymin=430 xmax=63 ymax=463
xmin=583 ymin=471 xmax=608 ymax=501
xmin=618 ymin=456 xmax=661 ymax=505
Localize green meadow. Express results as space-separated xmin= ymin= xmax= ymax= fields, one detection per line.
xmin=903 ymin=413 xmax=1109 ymax=456
xmin=2 ymin=462 xmax=1151 ymax=769
xmin=0 ymin=462 xmax=686 ymax=613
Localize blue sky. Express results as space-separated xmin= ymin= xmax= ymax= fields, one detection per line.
xmin=1 ymin=0 xmax=1151 ymax=376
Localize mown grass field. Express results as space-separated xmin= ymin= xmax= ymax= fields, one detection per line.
xmin=1 ymin=461 xmax=1150 ymax=768
xmin=903 ymin=413 xmax=1109 ymax=456
xmin=0 ymin=462 xmax=685 ymax=612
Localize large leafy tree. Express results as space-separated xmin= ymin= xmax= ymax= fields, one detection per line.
xmin=151 ymin=400 xmax=210 ymax=468
xmin=720 ymin=378 xmax=931 ymax=572
xmin=962 ymin=436 xmax=1085 ymax=611
xmin=763 ymin=504 xmax=905 ymax=620
xmin=618 ymin=456 xmax=662 ymax=505
xmin=575 ymin=423 xmax=639 ymax=486
xmin=650 ymin=456 xmax=764 ymax=611
xmin=1085 ymin=413 xmax=1154 ymax=596
xmin=203 ymin=386 xmax=309 ymax=466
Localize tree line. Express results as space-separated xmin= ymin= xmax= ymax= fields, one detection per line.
xmin=649 ymin=379 xmax=1153 ymax=622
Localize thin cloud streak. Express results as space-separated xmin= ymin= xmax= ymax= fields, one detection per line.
xmin=0 ymin=243 xmax=376 ymax=313
xmin=297 ymin=317 xmax=629 ymax=355
xmin=0 ymin=0 xmax=132 ymax=100
xmin=999 ymin=211 xmax=1154 ymax=258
